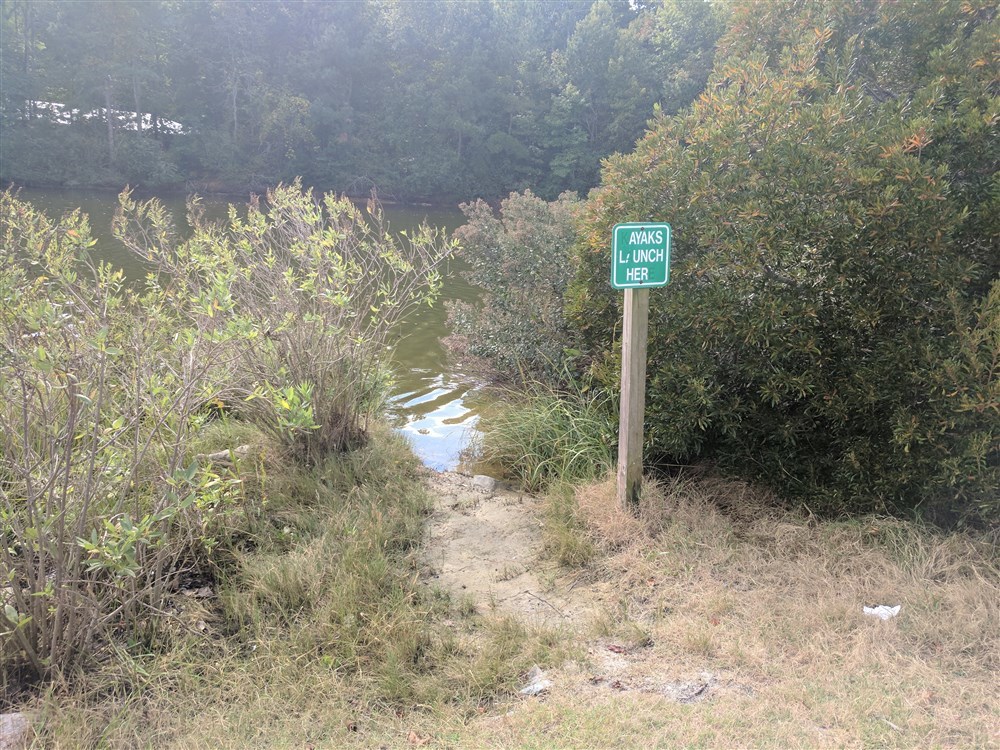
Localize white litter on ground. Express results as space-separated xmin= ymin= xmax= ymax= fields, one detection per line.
xmin=863 ymin=604 xmax=901 ymax=621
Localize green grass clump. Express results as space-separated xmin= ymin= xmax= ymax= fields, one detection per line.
xmin=476 ymin=386 xmax=616 ymax=492
xmin=543 ymin=483 xmax=598 ymax=567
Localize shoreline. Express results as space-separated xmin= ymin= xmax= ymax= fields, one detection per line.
xmin=2 ymin=178 xmax=466 ymax=209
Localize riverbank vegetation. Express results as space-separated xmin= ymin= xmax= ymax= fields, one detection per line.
xmin=20 ymin=427 xmax=571 ymax=747
xmin=461 ymin=0 xmax=998 ymax=528
xmin=2 ymin=0 xmax=997 ymax=745
xmin=0 ymin=185 xmax=453 ymax=686
xmin=474 ymin=386 xmax=616 ymax=493
xmin=3 ymin=189 xmax=583 ymax=746
xmin=447 ymin=190 xmax=584 ymax=385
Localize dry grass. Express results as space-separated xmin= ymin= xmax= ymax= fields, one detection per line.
xmin=28 ymin=614 xmax=569 ymax=749
xmin=17 ymin=429 xmax=568 ymax=749
xmin=16 ymin=465 xmax=998 ymax=748
xmin=483 ymin=474 xmax=1000 ymax=748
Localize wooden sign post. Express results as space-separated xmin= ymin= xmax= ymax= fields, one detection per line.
xmin=617 ymin=287 xmax=650 ymax=507
xmin=610 ymin=223 xmax=671 ymax=510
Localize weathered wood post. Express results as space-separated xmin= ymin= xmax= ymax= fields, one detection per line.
xmin=617 ymin=287 xmax=649 ymax=508
xmin=610 ymin=223 xmax=671 ymax=511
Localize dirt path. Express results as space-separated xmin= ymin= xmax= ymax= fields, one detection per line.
xmin=418 ymin=470 xmax=752 ymax=711
xmin=419 ymin=470 xmax=602 ymax=626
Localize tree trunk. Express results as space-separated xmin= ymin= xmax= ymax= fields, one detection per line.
xmin=104 ymin=76 xmax=116 ymax=162
xmin=133 ymin=72 xmax=142 ymax=132
xmin=232 ymin=81 xmax=239 ymax=142
xmin=22 ymin=0 xmax=34 ymax=120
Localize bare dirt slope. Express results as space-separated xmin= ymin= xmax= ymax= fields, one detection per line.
xmin=419 ymin=470 xmax=602 ymax=626
xmin=418 ymin=470 xmax=752 ymax=710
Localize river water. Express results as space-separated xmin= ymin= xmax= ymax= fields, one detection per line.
xmin=13 ymin=187 xmax=485 ymax=471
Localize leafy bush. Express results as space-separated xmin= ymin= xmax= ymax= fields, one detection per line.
xmin=115 ymin=182 xmax=455 ymax=463
xmin=448 ymin=190 xmax=582 ymax=385
xmin=1 ymin=183 xmax=453 ymax=682
xmin=113 ymin=131 xmax=183 ymax=188
xmin=568 ymin=0 xmax=998 ymax=523
xmin=0 ymin=194 xmax=245 ymax=679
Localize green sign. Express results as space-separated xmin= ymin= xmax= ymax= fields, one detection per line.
xmin=610 ymin=222 xmax=671 ymax=289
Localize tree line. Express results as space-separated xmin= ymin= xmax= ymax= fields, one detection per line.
xmin=0 ymin=0 xmax=720 ymax=201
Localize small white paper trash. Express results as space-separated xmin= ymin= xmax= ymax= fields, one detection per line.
xmin=863 ymin=604 xmax=901 ymax=621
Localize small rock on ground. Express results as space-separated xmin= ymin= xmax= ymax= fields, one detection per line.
xmin=0 ymin=713 xmax=30 ymax=750
xmin=472 ymin=474 xmax=497 ymax=493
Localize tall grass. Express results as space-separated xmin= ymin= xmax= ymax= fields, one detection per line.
xmin=27 ymin=428 xmax=569 ymax=747
xmin=476 ymin=386 xmax=616 ymax=492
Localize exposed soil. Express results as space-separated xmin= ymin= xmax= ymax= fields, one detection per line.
xmin=418 ymin=470 xmax=749 ymax=707
xmin=419 ymin=470 xmax=605 ymax=626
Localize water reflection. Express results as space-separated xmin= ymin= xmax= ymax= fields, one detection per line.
xmin=388 ymin=370 xmax=482 ymax=472
xmin=387 ymin=243 xmax=484 ymax=471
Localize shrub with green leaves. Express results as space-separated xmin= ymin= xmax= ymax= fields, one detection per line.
xmin=0 ymin=194 xmax=243 ymax=680
xmin=1 ymin=183 xmax=454 ymax=682
xmin=115 ymin=182 xmax=456 ymax=463
xmin=568 ymin=0 xmax=998 ymax=523
xmin=448 ymin=190 xmax=582 ymax=385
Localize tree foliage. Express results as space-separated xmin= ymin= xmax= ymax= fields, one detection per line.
xmin=0 ymin=0 xmax=722 ymax=200
xmin=568 ymin=0 xmax=998 ymax=523
xmin=448 ymin=190 xmax=582 ymax=383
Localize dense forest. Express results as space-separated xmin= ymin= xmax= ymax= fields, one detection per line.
xmin=1 ymin=0 xmax=720 ymax=201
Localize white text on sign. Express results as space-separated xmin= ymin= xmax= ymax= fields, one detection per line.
xmin=610 ymin=222 xmax=671 ymax=290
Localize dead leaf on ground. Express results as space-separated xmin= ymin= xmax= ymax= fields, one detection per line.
xmin=407 ymin=730 xmax=431 ymax=746
xmin=606 ymin=644 xmax=628 ymax=654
